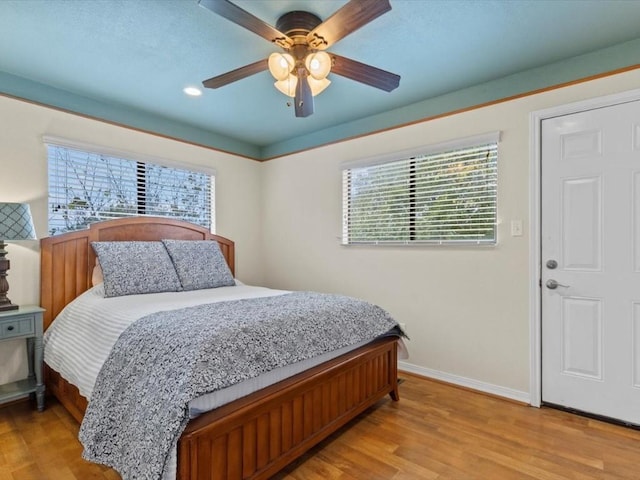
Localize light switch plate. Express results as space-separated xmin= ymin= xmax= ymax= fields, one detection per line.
xmin=511 ymin=220 xmax=523 ymax=236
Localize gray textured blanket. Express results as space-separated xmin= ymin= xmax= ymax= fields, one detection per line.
xmin=79 ymin=291 xmax=400 ymax=480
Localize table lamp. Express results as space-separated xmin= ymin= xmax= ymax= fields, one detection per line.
xmin=0 ymin=203 xmax=37 ymax=311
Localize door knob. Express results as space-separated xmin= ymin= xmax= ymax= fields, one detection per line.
xmin=546 ymin=279 xmax=569 ymax=289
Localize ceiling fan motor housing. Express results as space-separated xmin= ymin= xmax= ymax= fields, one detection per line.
xmin=275 ymin=11 xmax=326 ymax=76
xmin=276 ymin=11 xmax=322 ymax=41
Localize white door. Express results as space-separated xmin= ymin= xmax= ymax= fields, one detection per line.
xmin=541 ymin=99 xmax=640 ymax=425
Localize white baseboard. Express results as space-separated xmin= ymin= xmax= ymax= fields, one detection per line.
xmin=398 ymin=361 xmax=531 ymax=405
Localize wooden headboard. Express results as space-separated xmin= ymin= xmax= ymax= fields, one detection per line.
xmin=40 ymin=217 xmax=235 ymax=331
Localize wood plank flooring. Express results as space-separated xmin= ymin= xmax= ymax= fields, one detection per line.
xmin=1 ymin=373 xmax=640 ymax=479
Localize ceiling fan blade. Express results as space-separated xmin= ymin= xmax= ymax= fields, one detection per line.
xmin=199 ymin=0 xmax=293 ymax=48
xmin=294 ymin=70 xmax=314 ymax=118
xmin=306 ymin=0 xmax=391 ymax=50
xmin=202 ymin=59 xmax=268 ymax=89
xmin=330 ymin=53 xmax=400 ymax=92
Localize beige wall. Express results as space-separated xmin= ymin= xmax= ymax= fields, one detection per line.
xmin=260 ymin=69 xmax=640 ymax=400
xmin=0 ymin=96 xmax=264 ymax=383
xmin=2 ymin=68 xmax=640 ymax=398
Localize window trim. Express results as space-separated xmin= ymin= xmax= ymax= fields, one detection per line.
xmin=341 ymin=131 xmax=500 ymax=246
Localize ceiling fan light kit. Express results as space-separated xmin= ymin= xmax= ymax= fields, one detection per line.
xmin=305 ymin=51 xmax=332 ymax=80
xmin=274 ymin=76 xmax=296 ymax=97
xmin=199 ymin=0 xmax=401 ymax=118
xmin=268 ymin=53 xmax=295 ymax=81
xmin=268 ymin=51 xmax=331 ymax=98
xmin=308 ymin=77 xmax=331 ymax=96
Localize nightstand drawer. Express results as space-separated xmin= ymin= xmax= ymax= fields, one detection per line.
xmin=0 ymin=315 xmax=35 ymax=339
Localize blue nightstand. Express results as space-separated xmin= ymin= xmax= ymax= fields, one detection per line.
xmin=0 ymin=306 xmax=45 ymax=411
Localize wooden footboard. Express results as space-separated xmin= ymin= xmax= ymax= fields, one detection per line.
xmin=178 ymin=337 xmax=398 ymax=480
xmin=46 ymin=337 xmax=399 ymax=480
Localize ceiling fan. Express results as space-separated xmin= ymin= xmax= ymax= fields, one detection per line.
xmin=198 ymin=0 xmax=401 ymax=118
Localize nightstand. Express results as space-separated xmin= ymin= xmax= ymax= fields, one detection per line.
xmin=0 ymin=306 xmax=45 ymax=411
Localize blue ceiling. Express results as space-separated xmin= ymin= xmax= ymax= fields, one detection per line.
xmin=1 ymin=0 xmax=640 ymax=160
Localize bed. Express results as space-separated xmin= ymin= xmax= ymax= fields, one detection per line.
xmin=40 ymin=216 xmax=401 ymax=480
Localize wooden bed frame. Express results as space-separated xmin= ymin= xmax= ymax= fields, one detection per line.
xmin=40 ymin=216 xmax=400 ymax=480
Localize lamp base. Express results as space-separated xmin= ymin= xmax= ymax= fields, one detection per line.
xmin=0 ymin=241 xmax=18 ymax=312
xmin=0 ymin=301 xmax=19 ymax=312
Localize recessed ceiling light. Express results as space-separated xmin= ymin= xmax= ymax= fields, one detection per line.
xmin=183 ymin=86 xmax=202 ymax=97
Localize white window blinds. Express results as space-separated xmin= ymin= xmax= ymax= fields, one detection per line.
xmin=46 ymin=142 xmax=213 ymax=236
xmin=342 ymin=137 xmax=498 ymax=245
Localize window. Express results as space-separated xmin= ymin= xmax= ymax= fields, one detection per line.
xmin=342 ymin=133 xmax=498 ymax=245
xmin=46 ymin=139 xmax=213 ymax=236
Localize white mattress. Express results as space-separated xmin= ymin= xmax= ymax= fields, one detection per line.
xmin=43 ymin=283 xmax=375 ymax=479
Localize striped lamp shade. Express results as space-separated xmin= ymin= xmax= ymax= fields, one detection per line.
xmin=0 ymin=203 xmax=37 ymax=241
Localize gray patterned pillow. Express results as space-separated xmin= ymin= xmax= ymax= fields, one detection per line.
xmin=91 ymin=241 xmax=182 ymax=297
xmin=162 ymin=239 xmax=235 ymax=291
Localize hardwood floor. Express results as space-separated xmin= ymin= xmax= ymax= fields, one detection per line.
xmin=1 ymin=373 xmax=640 ymax=479
xmin=0 ymin=395 xmax=119 ymax=480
